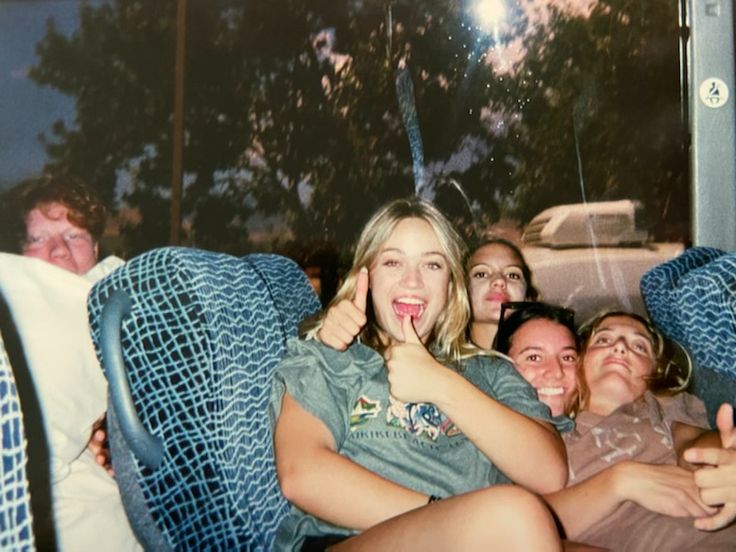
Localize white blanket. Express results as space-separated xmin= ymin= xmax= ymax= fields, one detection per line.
xmin=0 ymin=253 xmax=139 ymax=551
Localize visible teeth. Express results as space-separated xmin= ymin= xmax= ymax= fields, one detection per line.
xmin=537 ymin=387 xmax=564 ymax=396
xmin=393 ymin=299 xmax=424 ymax=318
xmin=397 ymin=297 xmax=423 ymax=304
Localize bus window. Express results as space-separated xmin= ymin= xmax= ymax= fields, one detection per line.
xmin=0 ymin=0 xmax=723 ymax=309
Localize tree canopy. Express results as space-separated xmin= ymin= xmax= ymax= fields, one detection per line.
xmin=28 ymin=0 xmax=688 ymax=258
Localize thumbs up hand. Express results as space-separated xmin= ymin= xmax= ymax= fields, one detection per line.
xmin=317 ymin=267 xmax=369 ymax=351
xmin=686 ymin=404 xmax=736 ymax=531
xmin=384 ymin=315 xmax=447 ymax=404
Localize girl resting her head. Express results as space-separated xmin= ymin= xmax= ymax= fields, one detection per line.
xmin=270 ymin=198 xmax=567 ymax=551
xmin=544 ymin=310 xmax=736 ymax=550
xmin=492 ymin=307 xmax=736 ymax=548
xmin=493 ymin=301 xmax=578 ymax=419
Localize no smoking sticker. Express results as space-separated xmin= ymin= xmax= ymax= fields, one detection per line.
xmin=699 ymin=78 xmax=729 ymax=108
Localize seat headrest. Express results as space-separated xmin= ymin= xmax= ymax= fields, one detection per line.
xmin=87 ymin=247 xmax=321 ymax=550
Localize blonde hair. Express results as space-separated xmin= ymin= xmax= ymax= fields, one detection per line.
xmin=572 ymin=310 xmax=691 ymax=414
xmin=307 ymin=198 xmax=476 ymax=361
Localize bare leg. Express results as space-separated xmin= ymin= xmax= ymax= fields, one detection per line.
xmin=332 ymin=485 xmax=562 ymax=551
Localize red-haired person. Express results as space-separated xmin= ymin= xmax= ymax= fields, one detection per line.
xmin=3 ymin=173 xmax=123 ymax=279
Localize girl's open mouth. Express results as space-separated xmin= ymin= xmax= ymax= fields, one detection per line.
xmin=392 ymin=298 xmax=425 ymax=319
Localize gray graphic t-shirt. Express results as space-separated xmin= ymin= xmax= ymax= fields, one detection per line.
xmin=269 ymin=338 xmax=566 ymax=550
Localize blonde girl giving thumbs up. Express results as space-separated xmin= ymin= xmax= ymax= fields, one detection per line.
xmin=269 ymin=198 xmax=568 ymax=551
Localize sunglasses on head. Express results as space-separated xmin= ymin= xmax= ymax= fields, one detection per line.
xmin=494 ymin=301 xmax=577 ymax=353
xmin=499 ymin=301 xmax=576 ymax=326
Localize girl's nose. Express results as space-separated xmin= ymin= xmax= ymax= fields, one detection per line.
xmin=612 ymin=336 xmax=629 ymax=354
xmin=490 ymin=271 xmax=506 ymax=288
xmin=544 ymin=360 xmax=564 ymax=379
xmin=401 ymin=265 xmax=422 ymax=288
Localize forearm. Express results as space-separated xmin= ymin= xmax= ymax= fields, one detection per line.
xmin=545 ymin=465 xmax=624 ymax=539
xmin=434 ymin=370 xmax=567 ymax=493
xmin=275 ymin=392 xmax=427 ymax=530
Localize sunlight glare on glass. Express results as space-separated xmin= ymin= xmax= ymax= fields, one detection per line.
xmin=472 ymin=0 xmax=507 ymax=33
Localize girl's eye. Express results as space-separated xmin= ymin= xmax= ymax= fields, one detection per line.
xmin=562 ymin=354 xmax=578 ymax=363
xmin=426 ymin=261 xmax=443 ymax=270
xmin=632 ymin=341 xmax=650 ymax=354
xmin=525 ymin=354 xmax=541 ymax=362
xmin=593 ymin=335 xmax=611 ymax=345
xmin=505 ymin=271 xmax=522 ymax=281
xmin=383 ymin=259 xmax=400 ymax=267
xmin=472 ymin=270 xmax=487 ymax=279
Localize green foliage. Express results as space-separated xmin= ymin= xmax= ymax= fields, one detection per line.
xmin=500 ymin=0 xmax=687 ymax=236
xmin=28 ymin=0 xmax=687 ymax=258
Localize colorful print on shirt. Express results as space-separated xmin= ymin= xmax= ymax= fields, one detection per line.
xmin=350 ymin=395 xmax=382 ymax=428
xmin=349 ymin=394 xmax=459 ymax=440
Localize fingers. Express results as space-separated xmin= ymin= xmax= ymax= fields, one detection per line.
xmin=317 ymin=299 xmax=367 ymax=351
xmin=353 ymin=267 xmax=369 ymax=313
xmin=318 ymin=320 xmax=355 ymax=351
xmin=699 ymin=485 xmax=736 ymax=508
xmin=692 ymin=451 xmax=736 ymax=502
xmin=694 ymin=504 xmax=736 ymax=532
xmin=716 ymin=403 xmax=736 ymax=448
xmin=401 ymin=314 xmax=421 ymax=344
xmin=92 ymin=428 xmax=106 ymax=444
xmin=686 ymin=446 xmax=734 ymax=468
xmin=96 ymin=452 xmax=115 ymax=478
xmin=87 ymin=428 xmax=106 ymax=456
xmin=627 ymin=463 xmax=717 ymax=518
xmin=716 ymin=403 xmax=735 ymax=432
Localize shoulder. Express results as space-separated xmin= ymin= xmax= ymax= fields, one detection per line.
xmin=280 ymin=337 xmax=384 ymax=379
xmin=459 ymin=352 xmax=557 ymax=417
xmin=647 ymin=391 xmax=708 ymax=428
xmin=459 ymin=351 xmax=516 ymax=377
xmin=460 ymin=352 xmax=534 ymax=390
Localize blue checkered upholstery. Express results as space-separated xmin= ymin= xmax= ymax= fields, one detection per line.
xmin=641 ymin=247 xmax=736 ymax=424
xmin=87 ymin=247 xmax=320 ymax=550
xmin=0 ymin=334 xmax=34 ymax=551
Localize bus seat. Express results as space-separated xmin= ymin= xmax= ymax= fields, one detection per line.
xmin=641 ymin=246 xmax=736 ymax=426
xmin=87 ymin=247 xmax=321 ymax=551
xmin=0 ymin=331 xmax=35 ymax=551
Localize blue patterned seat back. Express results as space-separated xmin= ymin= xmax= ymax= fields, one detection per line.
xmin=87 ymin=247 xmax=320 ymax=550
xmin=0 ymin=334 xmax=35 ymax=551
xmin=641 ymin=246 xmax=736 ymax=423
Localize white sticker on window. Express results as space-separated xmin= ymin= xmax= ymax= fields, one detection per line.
xmin=699 ymin=78 xmax=729 ymax=108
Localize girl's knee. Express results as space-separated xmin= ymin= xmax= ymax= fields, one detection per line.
xmin=476 ymin=485 xmax=545 ymax=512
xmin=471 ymin=486 xmax=560 ymax=548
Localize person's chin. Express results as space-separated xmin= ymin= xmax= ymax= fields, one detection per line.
xmin=476 ymin=306 xmax=501 ymax=324
xmin=541 ymin=398 xmax=565 ymax=417
xmin=589 ymin=377 xmax=641 ymax=406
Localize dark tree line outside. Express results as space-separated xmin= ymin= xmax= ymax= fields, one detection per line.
xmin=25 ymin=0 xmax=687 ymax=269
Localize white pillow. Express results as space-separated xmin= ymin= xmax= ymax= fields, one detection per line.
xmin=0 ymin=253 xmax=106 ymax=483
